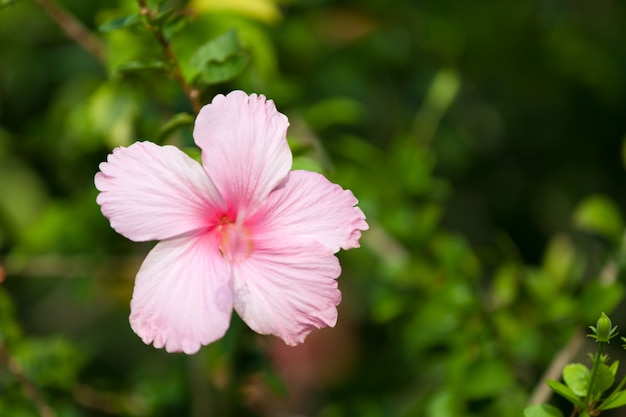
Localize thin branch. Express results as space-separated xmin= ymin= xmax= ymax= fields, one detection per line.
xmin=0 ymin=343 xmax=57 ymax=417
xmin=34 ymin=0 xmax=105 ymax=63
xmin=137 ymin=0 xmax=202 ymax=114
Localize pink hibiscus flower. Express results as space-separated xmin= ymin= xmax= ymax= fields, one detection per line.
xmin=95 ymin=91 xmax=368 ymax=354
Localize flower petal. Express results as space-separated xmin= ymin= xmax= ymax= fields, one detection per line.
xmin=193 ymin=91 xmax=292 ymax=215
xmin=130 ymin=232 xmax=233 ymax=354
xmin=249 ymin=170 xmax=368 ymax=253
xmin=95 ymin=141 xmax=223 ymax=242
xmin=232 ymin=239 xmax=341 ymax=346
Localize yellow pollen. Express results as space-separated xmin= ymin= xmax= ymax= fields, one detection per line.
xmin=218 ymin=219 xmax=253 ymax=261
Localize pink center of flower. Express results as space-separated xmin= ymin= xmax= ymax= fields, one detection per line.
xmin=217 ymin=216 xmax=253 ymax=262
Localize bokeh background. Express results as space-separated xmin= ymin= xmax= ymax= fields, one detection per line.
xmin=2 ymin=0 xmax=626 ymax=416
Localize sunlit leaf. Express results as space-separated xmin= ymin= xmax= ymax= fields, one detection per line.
xmin=197 ymin=53 xmax=249 ymax=85
xmin=188 ymin=0 xmax=282 ymax=23
xmin=572 ymin=194 xmax=623 ymax=242
xmin=546 ymin=379 xmax=584 ymax=407
xmin=188 ymin=29 xmax=249 ymax=85
xmin=591 ymin=364 xmax=615 ymax=396
xmin=426 ymin=390 xmax=463 ymax=417
xmin=542 ymin=234 xmax=575 ymax=285
xmin=189 ymin=29 xmax=240 ymax=69
xmin=0 ymin=0 xmax=18 ymax=9
xmin=600 ymin=388 xmax=626 ymax=410
xmin=563 ymin=363 xmax=590 ymax=397
xmin=490 ymin=263 xmax=519 ymax=308
xmin=84 ymin=82 xmax=141 ymax=148
xmin=524 ymin=404 xmax=564 ymax=417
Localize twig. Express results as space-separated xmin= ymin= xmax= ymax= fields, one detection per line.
xmin=34 ymin=0 xmax=105 ymax=63
xmin=0 ymin=343 xmax=57 ymax=417
xmin=137 ymin=0 xmax=202 ymax=114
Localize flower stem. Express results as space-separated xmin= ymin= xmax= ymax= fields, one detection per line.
xmin=584 ymin=342 xmax=605 ymax=412
xmin=34 ymin=0 xmax=105 ymax=63
xmin=136 ymin=0 xmax=202 ymax=114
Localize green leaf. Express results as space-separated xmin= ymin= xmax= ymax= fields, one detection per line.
xmin=0 ymin=0 xmax=18 ymax=9
xmin=190 ymin=29 xmax=240 ymax=68
xmin=116 ymin=59 xmax=168 ymax=74
xmin=151 ymin=8 xmax=177 ymax=28
xmin=547 ymin=379 xmax=585 ymax=407
xmin=542 ymin=234 xmax=575 ymax=285
xmin=83 ymin=81 xmax=140 ymax=148
xmin=197 ymin=53 xmax=249 ymax=85
xmin=572 ymin=194 xmax=624 ymax=242
xmin=490 ymin=263 xmax=519 ymax=308
xmin=188 ymin=30 xmax=249 ymax=85
xmin=524 ymin=404 xmax=564 ymax=417
xmin=599 ymin=389 xmax=626 ymax=410
xmin=99 ymin=14 xmax=142 ymax=32
xmin=563 ymin=363 xmax=590 ymax=396
xmin=591 ymin=363 xmax=615 ymax=396
xmin=158 ymin=112 xmax=194 ymax=141
xmin=163 ymin=15 xmax=186 ymax=39
xmin=188 ymin=0 xmax=282 ymax=23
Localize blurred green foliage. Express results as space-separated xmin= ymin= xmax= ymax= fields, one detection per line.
xmin=1 ymin=0 xmax=626 ymax=416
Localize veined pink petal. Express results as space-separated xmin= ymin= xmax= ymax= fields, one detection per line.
xmin=193 ymin=91 xmax=292 ymax=215
xmin=249 ymin=170 xmax=368 ymax=253
xmin=232 ymin=239 xmax=341 ymax=346
xmin=130 ymin=232 xmax=233 ymax=354
xmin=95 ymin=141 xmax=224 ymax=242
